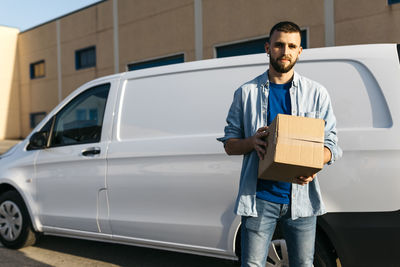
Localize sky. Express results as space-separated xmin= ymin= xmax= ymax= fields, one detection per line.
xmin=0 ymin=0 xmax=103 ymax=31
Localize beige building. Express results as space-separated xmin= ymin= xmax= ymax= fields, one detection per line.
xmin=1 ymin=0 xmax=399 ymax=139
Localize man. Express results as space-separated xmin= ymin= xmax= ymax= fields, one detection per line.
xmin=218 ymin=21 xmax=341 ymax=267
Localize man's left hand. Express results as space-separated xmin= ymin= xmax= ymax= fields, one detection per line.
xmin=295 ymin=173 xmax=317 ymax=185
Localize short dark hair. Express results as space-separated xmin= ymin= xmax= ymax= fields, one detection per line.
xmin=269 ymin=21 xmax=301 ymax=42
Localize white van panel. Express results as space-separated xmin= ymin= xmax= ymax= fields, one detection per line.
xmin=117 ymin=65 xmax=266 ymax=140
xmin=296 ymin=60 xmax=392 ymax=129
xmin=106 ymin=151 xmax=241 ymax=254
xmin=319 ymin=149 xmax=400 ymax=212
xmin=107 ymin=65 xmax=268 ymax=254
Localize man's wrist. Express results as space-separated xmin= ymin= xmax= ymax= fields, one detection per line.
xmin=323 ymin=146 xmax=332 ymax=164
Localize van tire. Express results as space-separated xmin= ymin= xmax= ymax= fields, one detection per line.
xmin=0 ymin=191 xmax=37 ymax=249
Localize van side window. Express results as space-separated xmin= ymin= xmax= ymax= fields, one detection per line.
xmin=50 ymin=83 xmax=110 ymax=147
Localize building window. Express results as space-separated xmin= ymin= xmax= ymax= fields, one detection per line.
xmin=30 ymin=60 xmax=45 ymax=79
xmin=388 ymin=0 xmax=400 ymax=4
xmin=127 ymin=54 xmax=184 ymax=71
xmin=30 ymin=112 xmax=47 ymax=128
xmin=75 ymin=46 xmax=96 ymax=70
xmin=215 ymin=30 xmax=307 ymax=58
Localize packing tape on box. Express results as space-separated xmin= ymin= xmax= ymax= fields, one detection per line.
xmin=273 ymin=136 xmax=324 ymax=146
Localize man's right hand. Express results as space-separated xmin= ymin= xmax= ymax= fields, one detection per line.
xmin=224 ymin=126 xmax=269 ymax=159
xmin=250 ymin=126 xmax=269 ymax=160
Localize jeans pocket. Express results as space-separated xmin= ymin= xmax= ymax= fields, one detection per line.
xmin=244 ymin=215 xmax=262 ymax=231
xmin=243 ymin=198 xmax=265 ymax=231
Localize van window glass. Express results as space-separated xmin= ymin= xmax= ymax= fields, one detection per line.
xmin=50 ymin=83 xmax=110 ymax=147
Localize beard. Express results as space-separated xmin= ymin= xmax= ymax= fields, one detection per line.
xmin=269 ymin=54 xmax=298 ymax=73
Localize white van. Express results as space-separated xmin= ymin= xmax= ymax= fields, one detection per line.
xmin=0 ymin=44 xmax=399 ymax=267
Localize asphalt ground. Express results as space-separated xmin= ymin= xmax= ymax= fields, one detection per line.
xmin=0 ymin=236 xmax=238 ymax=267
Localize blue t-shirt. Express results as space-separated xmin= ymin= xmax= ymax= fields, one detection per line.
xmin=256 ymin=81 xmax=292 ymax=204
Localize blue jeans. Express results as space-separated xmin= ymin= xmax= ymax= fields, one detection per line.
xmin=241 ymin=198 xmax=316 ymax=267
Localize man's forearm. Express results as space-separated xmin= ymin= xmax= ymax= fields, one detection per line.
xmin=224 ymin=126 xmax=269 ymax=159
xmin=224 ymin=138 xmax=254 ymax=155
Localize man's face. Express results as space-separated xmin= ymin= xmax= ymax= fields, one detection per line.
xmin=265 ymin=31 xmax=302 ymax=73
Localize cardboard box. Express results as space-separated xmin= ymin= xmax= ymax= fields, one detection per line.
xmin=258 ymin=114 xmax=325 ymax=183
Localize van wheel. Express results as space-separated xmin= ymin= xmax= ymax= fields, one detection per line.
xmin=0 ymin=191 xmax=37 ymax=249
xmin=266 ymin=239 xmax=289 ymax=266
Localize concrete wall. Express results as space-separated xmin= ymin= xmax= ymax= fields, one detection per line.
xmin=16 ymin=0 xmax=115 ymax=137
xmin=60 ymin=0 xmax=114 ymax=98
xmin=118 ymin=0 xmax=195 ymax=69
xmin=0 ymin=26 xmax=20 ymax=139
xmin=17 ymin=22 xmax=58 ymax=137
xmin=335 ymin=0 xmax=400 ymax=45
xmin=202 ymin=0 xmax=326 ymax=58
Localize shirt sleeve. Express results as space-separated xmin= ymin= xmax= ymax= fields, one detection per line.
xmin=217 ymin=88 xmax=245 ymax=145
xmin=320 ymin=89 xmax=343 ymax=165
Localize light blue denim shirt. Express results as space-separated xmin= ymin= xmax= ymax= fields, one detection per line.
xmin=218 ymin=70 xmax=342 ymax=220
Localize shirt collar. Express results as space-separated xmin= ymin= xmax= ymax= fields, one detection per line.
xmin=263 ymin=69 xmax=300 ymax=88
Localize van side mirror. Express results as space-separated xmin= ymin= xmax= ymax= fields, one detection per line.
xmin=27 ymin=131 xmax=48 ymax=150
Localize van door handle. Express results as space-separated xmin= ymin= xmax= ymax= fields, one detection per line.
xmin=82 ymin=147 xmax=101 ymax=156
